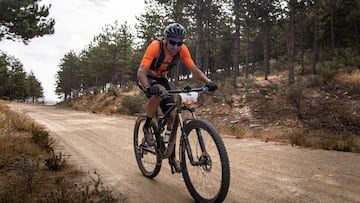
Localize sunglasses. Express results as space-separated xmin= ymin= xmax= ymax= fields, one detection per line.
xmin=168 ymin=39 xmax=183 ymax=46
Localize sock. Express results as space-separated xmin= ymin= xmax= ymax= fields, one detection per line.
xmin=144 ymin=116 xmax=152 ymax=128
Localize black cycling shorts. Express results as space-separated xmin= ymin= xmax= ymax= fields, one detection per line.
xmin=146 ymin=76 xmax=174 ymax=114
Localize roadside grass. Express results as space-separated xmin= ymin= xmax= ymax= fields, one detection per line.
xmin=0 ymin=103 xmax=127 ymax=202
xmin=289 ymin=129 xmax=360 ymax=152
xmin=272 ymin=71 xmax=360 ymax=152
xmin=334 ymin=70 xmax=360 ymax=95
xmin=197 ymin=70 xmax=360 ymax=152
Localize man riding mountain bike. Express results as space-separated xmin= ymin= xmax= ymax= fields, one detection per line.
xmin=137 ymin=22 xmax=217 ymax=169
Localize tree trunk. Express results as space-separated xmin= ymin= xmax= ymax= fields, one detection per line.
xmin=195 ymin=4 xmax=203 ymax=71
xmin=300 ymin=42 xmax=305 ymax=74
xmin=355 ymin=15 xmax=360 ymax=55
xmin=252 ymin=43 xmax=256 ymax=74
xmin=232 ymin=0 xmax=241 ymax=86
xmin=299 ymin=5 xmax=306 ymax=74
xmin=330 ymin=0 xmax=335 ymax=51
xmin=204 ymin=22 xmax=209 ymax=76
xmin=311 ymin=1 xmax=319 ymax=75
xmin=245 ymin=28 xmax=250 ymax=79
xmin=288 ymin=0 xmax=295 ymax=85
xmin=213 ymin=31 xmax=218 ymax=81
xmin=233 ymin=24 xmax=240 ymax=87
xmin=263 ymin=22 xmax=270 ymax=80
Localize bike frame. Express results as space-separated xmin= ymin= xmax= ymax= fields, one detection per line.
xmin=154 ymin=88 xmax=208 ymax=166
xmin=134 ymin=86 xmax=230 ymax=202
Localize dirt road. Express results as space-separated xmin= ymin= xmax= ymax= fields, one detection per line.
xmin=9 ymin=103 xmax=360 ymax=203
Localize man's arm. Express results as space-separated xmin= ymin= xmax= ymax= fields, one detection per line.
xmin=137 ymin=65 xmax=150 ymax=89
xmin=190 ymin=65 xmax=211 ymax=84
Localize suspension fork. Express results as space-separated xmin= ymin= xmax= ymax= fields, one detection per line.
xmin=181 ymin=111 xmax=208 ymax=166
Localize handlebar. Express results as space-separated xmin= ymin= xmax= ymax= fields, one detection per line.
xmin=163 ymin=86 xmax=209 ymax=95
xmin=160 ymin=86 xmax=208 ymax=105
xmin=143 ymin=85 xmax=211 ymax=97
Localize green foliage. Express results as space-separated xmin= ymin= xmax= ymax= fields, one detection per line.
xmin=135 ymin=0 xmax=165 ymax=45
xmin=26 ymin=71 xmax=43 ymax=102
xmin=53 ymin=0 xmax=360 ymax=101
xmin=0 ymin=53 xmax=9 ymax=98
xmin=0 ymin=52 xmax=42 ymax=101
xmin=0 ymin=0 xmax=55 ymax=44
xmin=285 ymin=84 xmax=304 ymax=119
xmin=56 ymin=22 xmax=134 ymax=100
xmin=317 ymin=60 xmax=343 ymax=84
xmin=8 ymin=56 xmax=28 ymax=100
xmin=55 ymin=51 xmax=81 ymax=100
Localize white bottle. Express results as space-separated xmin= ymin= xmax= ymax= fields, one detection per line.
xmin=163 ymin=125 xmax=172 ymax=143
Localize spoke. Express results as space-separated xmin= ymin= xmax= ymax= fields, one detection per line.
xmin=186 ymin=128 xmax=222 ymax=199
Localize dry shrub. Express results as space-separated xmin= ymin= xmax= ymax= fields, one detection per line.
xmin=0 ymin=104 xmax=126 ymax=202
xmin=107 ymin=85 xmax=120 ymax=96
xmin=42 ymin=171 xmax=126 ymax=203
xmin=118 ymin=93 xmax=146 ymax=115
xmin=304 ymin=98 xmax=360 ymax=132
xmin=285 ymin=84 xmax=304 ymax=119
xmin=213 ymin=121 xmax=246 ymax=139
xmin=289 ymin=129 xmax=360 ymax=153
xmin=0 ymin=155 xmax=40 ymax=202
xmin=237 ymin=76 xmax=256 ymax=89
xmin=0 ymin=104 xmax=32 ymax=132
xmin=306 ymin=74 xmax=325 ymax=88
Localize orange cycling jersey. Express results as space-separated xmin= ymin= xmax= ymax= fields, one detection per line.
xmin=140 ymin=39 xmax=195 ymax=78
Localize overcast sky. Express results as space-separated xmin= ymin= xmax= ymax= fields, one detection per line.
xmin=0 ymin=0 xmax=145 ymax=103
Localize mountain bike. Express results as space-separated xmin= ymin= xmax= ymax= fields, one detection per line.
xmin=133 ymin=86 xmax=230 ymax=203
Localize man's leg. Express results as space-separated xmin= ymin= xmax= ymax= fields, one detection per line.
xmin=143 ymin=84 xmax=166 ymax=145
xmin=159 ymin=93 xmax=180 ymax=172
xmin=144 ymin=84 xmax=166 ymax=125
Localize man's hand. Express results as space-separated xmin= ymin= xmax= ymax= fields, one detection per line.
xmin=146 ymin=86 xmax=161 ymax=95
xmin=206 ymin=82 xmax=218 ymax=92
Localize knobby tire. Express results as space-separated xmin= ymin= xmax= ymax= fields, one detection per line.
xmin=133 ymin=115 xmax=161 ymax=178
xmin=180 ymin=119 xmax=230 ymax=203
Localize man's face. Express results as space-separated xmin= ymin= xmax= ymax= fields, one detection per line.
xmin=166 ymin=37 xmax=183 ymax=55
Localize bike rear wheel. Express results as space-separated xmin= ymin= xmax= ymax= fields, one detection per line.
xmin=180 ymin=119 xmax=230 ymax=203
xmin=133 ymin=116 xmax=161 ymax=178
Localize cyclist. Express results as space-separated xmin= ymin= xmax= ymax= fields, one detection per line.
xmin=137 ymin=22 xmax=217 ymax=152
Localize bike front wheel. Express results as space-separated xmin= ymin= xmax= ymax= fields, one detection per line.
xmin=133 ymin=115 xmax=161 ymax=178
xmin=180 ymin=119 xmax=230 ymax=203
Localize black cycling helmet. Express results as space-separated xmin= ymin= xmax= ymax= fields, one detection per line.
xmin=164 ymin=23 xmax=186 ymax=39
